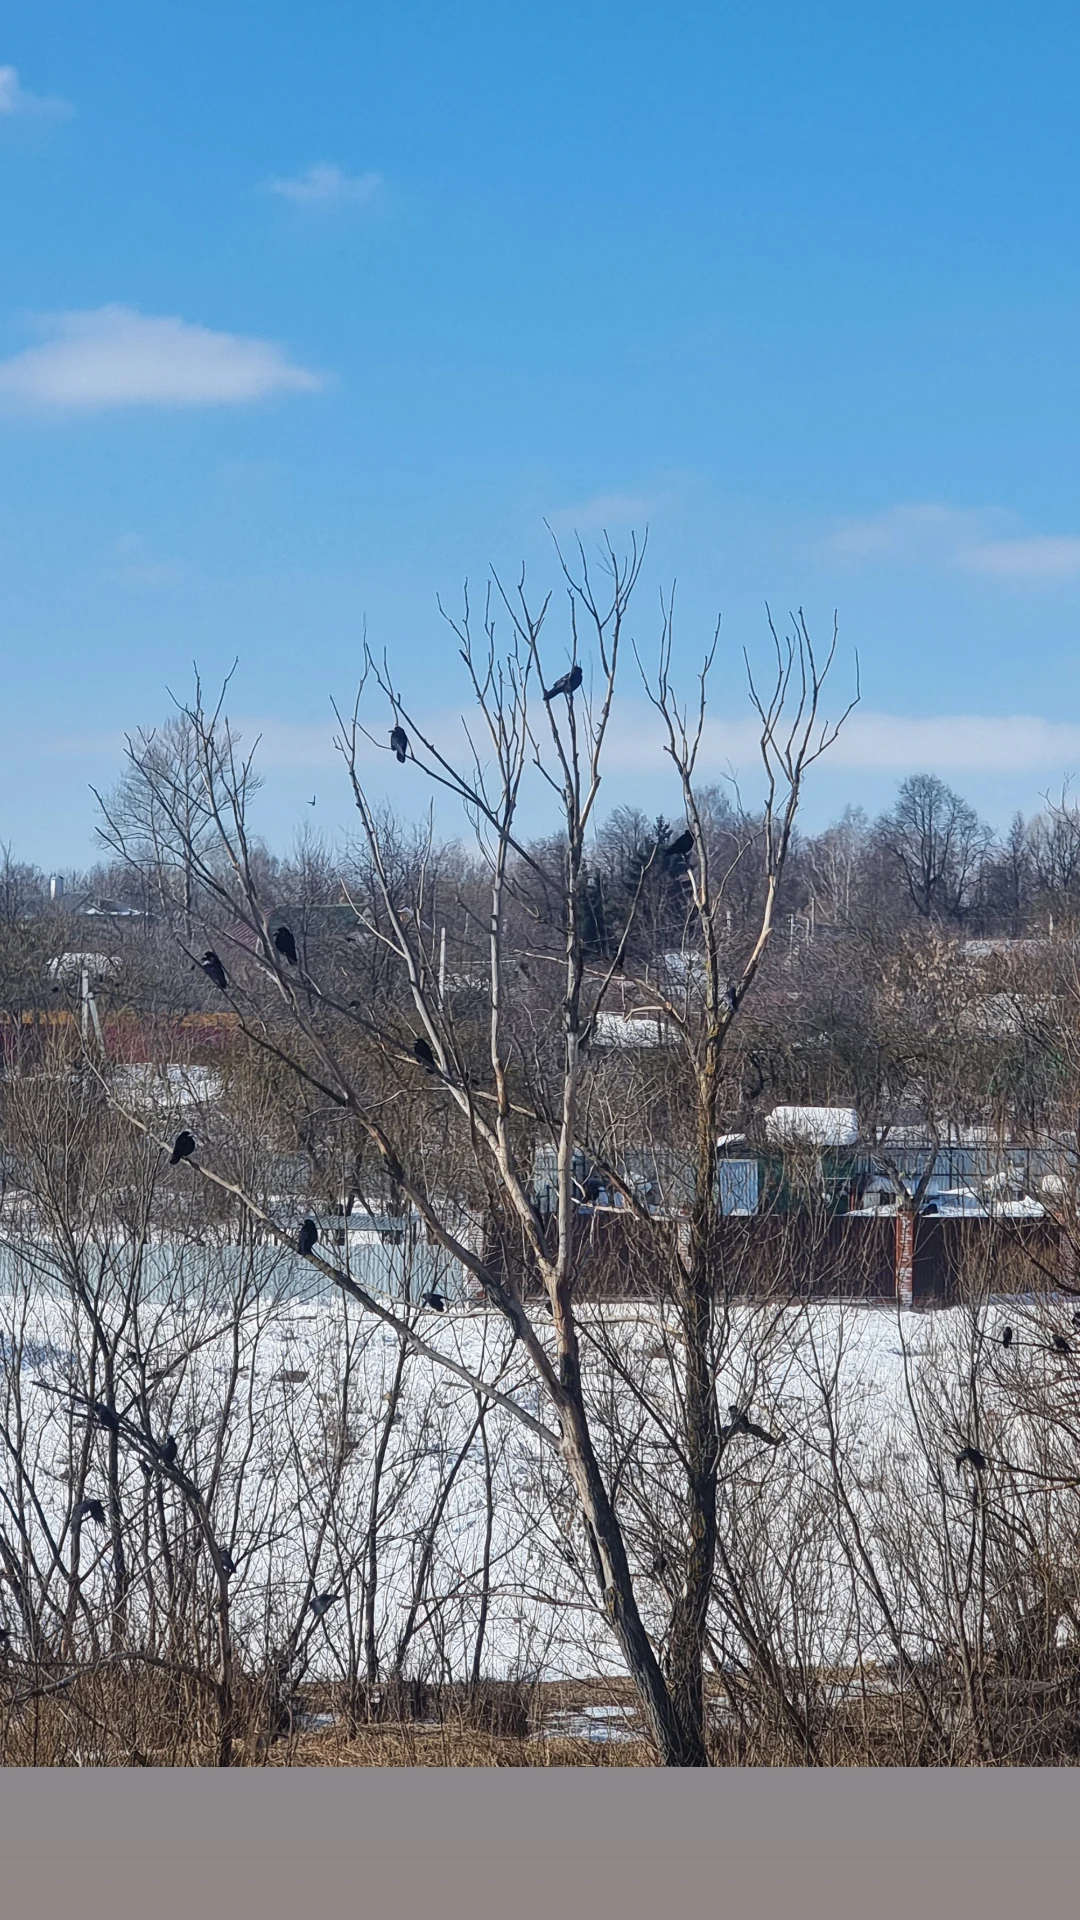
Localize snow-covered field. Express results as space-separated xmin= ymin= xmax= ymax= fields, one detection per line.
xmin=1 ymin=1248 xmax=1073 ymax=1686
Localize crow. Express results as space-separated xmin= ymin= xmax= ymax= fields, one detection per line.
xmin=199 ymin=950 xmax=229 ymax=992
xmin=413 ymin=1035 xmax=437 ymax=1072
xmin=169 ymin=1131 xmax=196 ymax=1167
xmin=1002 ymin=1325 xmax=1014 ymax=1348
xmin=390 ymin=725 xmax=409 ymax=763
xmin=650 ymin=1551 xmax=670 ymax=1580
xmin=724 ymin=1405 xmax=782 ymax=1446
xmin=157 ymin=1435 xmax=178 ymax=1467
xmin=1073 ymin=1310 xmax=1080 ymax=1328
xmin=1053 ymin=1333 xmax=1073 ymax=1356
xmin=218 ymin=1546 xmax=236 ymax=1577
xmin=73 ymin=1498 xmax=106 ymax=1527
xmin=422 ymin=1290 xmax=445 ymax=1312
xmin=310 ymin=1591 xmax=338 ymax=1619
xmin=274 ymin=924 xmax=298 ymax=966
xmin=542 ymin=664 xmax=582 ymax=702
xmin=297 ymin=1218 xmax=318 ymax=1257
xmin=92 ymin=1401 xmax=120 ymax=1434
xmin=955 ymin=1445 xmax=988 ymax=1472
xmin=723 ymin=983 xmax=739 ymax=1017
xmin=663 ymin=829 xmax=694 ymax=864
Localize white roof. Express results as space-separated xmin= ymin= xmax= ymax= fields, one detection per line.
xmin=765 ymin=1106 xmax=859 ymax=1148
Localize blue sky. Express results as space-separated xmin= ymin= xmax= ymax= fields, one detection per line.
xmin=5 ymin=1 xmax=1080 ymax=866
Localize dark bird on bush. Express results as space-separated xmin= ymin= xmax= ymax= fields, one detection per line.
xmin=169 ymin=1130 xmax=196 ymax=1167
xmin=274 ymin=924 xmax=298 ymax=965
xmin=422 ymin=1291 xmax=445 ymax=1312
xmin=663 ymin=829 xmax=694 ymax=864
xmin=543 ymin=664 xmax=582 ymax=702
xmin=73 ymin=1498 xmax=106 ymax=1527
xmin=390 ymin=725 xmax=409 ymax=763
xmin=1052 ymin=1333 xmax=1073 ymax=1356
xmin=1002 ymin=1325 xmax=1013 ymax=1348
xmin=157 ymin=1435 xmax=178 ymax=1467
xmin=92 ymin=1401 xmax=120 ymax=1434
xmin=310 ymin=1591 xmax=338 ymax=1619
xmin=297 ymin=1218 xmax=318 ymax=1257
xmin=955 ymin=1445 xmax=988 ymax=1472
xmin=199 ymin=950 xmax=229 ymax=992
xmin=725 ymin=1405 xmax=782 ymax=1447
xmin=413 ymin=1035 xmax=437 ymax=1073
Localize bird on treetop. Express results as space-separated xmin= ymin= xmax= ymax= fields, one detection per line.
xmin=1052 ymin=1333 xmax=1072 ymax=1356
xmin=73 ymin=1498 xmax=106 ymax=1527
xmin=158 ymin=1435 xmax=178 ymax=1466
xmin=274 ymin=924 xmax=298 ymax=965
xmin=413 ymin=1035 xmax=437 ymax=1072
xmin=199 ymin=950 xmax=229 ymax=992
xmin=297 ymin=1218 xmax=318 ymax=1257
xmin=422 ymin=1291 xmax=445 ymax=1312
xmin=169 ymin=1131 xmax=196 ymax=1167
xmin=390 ymin=725 xmax=409 ymax=763
xmin=955 ymin=1444 xmax=987 ymax=1472
xmin=1002 ymin=1325 xmax=1013 ymax=1348
xmin=92 ymin=1401 xmax=120 ymax=1434
xmin=310 ymin=1591 xmax=338 ymax=1619
xmin=542 ymin=663 xmax=582 ymax=702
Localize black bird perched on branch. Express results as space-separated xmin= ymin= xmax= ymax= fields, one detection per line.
xmin=310 ymin=1591 xmax=338 ymax=1619
xmin=422 ymin=1291 xmax=445 ymax=1312
xmin=955 ymin=1445 xmax=987 ymax=1472
xmin=169 ymin=1131 xmax=196 ymax=1167
xmin=390 ymin=725 xmax=409 ymax=763
xmin=73 ymin=1498 xmax=106 ymax=1526
xmin=199 ymin=950 xmax=229 ymax=992
xmin=157 ymin=1435 xmax=178 ymax=1467
xmin=218 ymin=1547 xmax=236 ymax=1577
xmin=297 ymin=1218 xmax=318 ymax=1257
xmin=1002 ymin=1325 xmax=1013 ymax=1348
xmin=92 ymin=1401 xmax=120 ymax=1434
xmin=724 ymin=1405 xmax=782 ymax=1447
xmin=543 ymin=663 xmax=582 ymax=702
xmin=650 ymin=1551 xmax=670 ymax=1580
xmin=274 ymin=924 xmax=298 ymax=966
xmin=663 ymin=829 xmax=694 ymax=865
xmin=1052 ymin=1333 xmax=1073 ymax=1355
xmin=413 ymin=1035 xmax=437 ymax=1073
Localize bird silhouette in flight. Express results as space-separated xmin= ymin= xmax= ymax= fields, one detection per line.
xmin=663 ymin=829 xmax=694 ymax=864
xmin=310 ymin=1591 xmax=338 ymax=1619
xmin=543 ymin=664 xmax=582 ymax=702
xmin=169 ymin=1131 xmax=196 ymax=1167
xmin=73 ymin=1498 xmax=106 ymax=1527
xmin=298 ymin=1218 xmax=318 ymax=1257
xmin=390 ymin=725 xmax=409 ymax=763
xmin=1052 ymin=1333 xmax=1073 ymax=1356
xmin=724 ymin=1405 xmax=782 ymax=1446
xmin=199 ymin=950 xmax=229 ymax=992
xmin=422 ymin=1290 xmax=445 ymax=1312
xmin=274 ymin=924 xmax=298 ymax=965
xmin=1002 ymin=1325 xmax=1013 ymax=1348
xmin=955 ymin=1444 xmax=988 ymax=1472
xmin=413 ymin=1035 xmax=437 ymax=1072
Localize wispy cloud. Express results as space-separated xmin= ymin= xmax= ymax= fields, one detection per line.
xmin=0 ymin=64 xmax=72 ymax=117
xmin=602 ymin=702 xmax=1080 ymax=779
xmin=547 ymin=490 xmax=676 ymax=534
xmin=264 ymin=163 xmax=383 ymax=207
xmin=0 ymin=306 xmax=323 ymax=412
xmin=827 ymin=500 xmax=1080 ymax=582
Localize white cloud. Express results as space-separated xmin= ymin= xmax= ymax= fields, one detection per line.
xmin=956 ymin=536 xmax=1080 ymax=580
xmin=828 ymin=501 xmax=1080 ymax=584
xmin=602 ymin=702 xmax=1080 ymax=780
xmin=265 ymin=163 xmax=383 ymax=207
xmin=547 ymin=490 xmax=676 ymax=534
xmin=0 ymin=64 xmax=72 ymax=116
xmin=0 ymin=306 xmax=323 ymax=412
